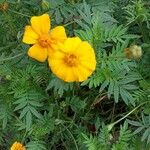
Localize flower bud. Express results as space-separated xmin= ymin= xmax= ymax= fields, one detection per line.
xmin=124 ymin=45 xmax=142 ymax=59
xmin=5 ymin=75 xmax=11 ymax=80
xmin=0 ymin=1 xmax=9 ymax=12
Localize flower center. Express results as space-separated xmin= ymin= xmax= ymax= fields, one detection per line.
xmin=38 ymin=34 xmax=51 ymax=48
xmin=64 ymin=54 xmax=78 ymax=67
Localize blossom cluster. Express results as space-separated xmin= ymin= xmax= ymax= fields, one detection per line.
xmin=23 ymin=14 xmax=96 ymax=82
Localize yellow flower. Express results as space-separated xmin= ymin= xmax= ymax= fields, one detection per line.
xmin=10 ymin=141 xmax=26 ymax=150
xmin=23 ymin=14 xmax=67 ymax=62
xmin=48 ymin=37 xmax=96 ymax=82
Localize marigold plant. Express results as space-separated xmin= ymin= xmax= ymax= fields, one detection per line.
xmin=0 ymin=0 xmax=150 ymax=149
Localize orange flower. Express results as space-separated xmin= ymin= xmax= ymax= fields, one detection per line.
xmin=23 ymin=14 xmax=67 ymax=62
xmin=10 ymin=141 xmax=26 ymax=150
xmin=48 ymin=37 xmax=96 ymax=82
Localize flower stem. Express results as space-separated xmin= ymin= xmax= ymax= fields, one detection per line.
xmin=107 ymin=102 xmax=147 ymax=131
xmin=8 ymin=9 xmax=30 ymax=17
xmin=0 ymin=53 xmax=24 ymax=62
xmin=61 ymin=123 xmax=79 ymax=150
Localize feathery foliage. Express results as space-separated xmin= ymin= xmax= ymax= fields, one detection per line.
xmin=0 ymin=0 xmax=150 ymax=149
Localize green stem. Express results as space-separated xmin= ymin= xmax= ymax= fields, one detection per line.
xmin=138 ymin=22 xmax=148 ymax=43
xmin=102 ymin=56 xmax=125 ymax=60
xmin=64 ymin=20 xmax=75 ymax=27
xmin=8 ymin=9 xmax=30 ymax=17
xmin=0 ymin=42 xmax=17 ymax=51
xmin=61 ymin=123 xmax=79 ymax=150
xmin=107 ymin=102 xmax=147 ymax=131
xmin=13 ymin=114 xmax=27 ymax=143
xmin=0 ymin=53 xmax=24 ymax=62
xmin=21 ymin=131 xmax=27 ymax=143
xmin=68 ymin=112 xmax=76 ymax=128
xmin=4 ymin=11 xmax=17 ymax=34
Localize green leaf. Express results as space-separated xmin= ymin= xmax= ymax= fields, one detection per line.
xmin=142 ymin=127 xmax=150 ymax=142
xmin=107 ymin=80 xmax=114 ymax=99
xmin=14 ymin=101 xmax=27 ymax=111
xmin=19 ymin=106 xmax=29 ymax=119
xmin=99 ymin=80 xmax=109 ymax=92
xmin=29 ymin=101 xmax=43 ymax=107
xmin=26 ymin=111 xmax=32 ymax=130
xmin=114 ymin=82 xmax=119 ymax=103
xmin=120 ymin=88 xmax=129 ymax=105
xmin=47 ymin=76 xmax=73 ymax=97
xmin=29 ymin=106 xmax=42 ymax=119
xmin=26 ymin=141 xmax=47 ymax=150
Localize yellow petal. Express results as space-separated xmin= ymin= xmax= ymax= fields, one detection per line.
xmin=50 ymin=63 xmax=76 ymax=82
xmin=47 ymin=46 xmax=53 ymax=57
xmin=23 ymin=25 xmax=39 ymax=44
xmin=48 ymin=51 xmax=64 ymax=69
xmin=31 ymin=14 xmax=50 ymax=35
xmin=76 ymin=41 xmax=95 ymax=58
xmin=80 ymin=60 xmax=96 ymax=73
xmin=51 ymin=65 xmax=90 ymax=82
xmin=28 ymin=44 xmax=47 ymax=62
xmin=48 ymin=52 xmax=69 ymax=81
xmin=63 ymin=67 xmax=77 ymax=82
xmin=50 ymin=26 xmax=67 ymax=42
xmin=77 ymin=41 xmax=96 ymax=70
xmin=76 ymin=66 xmax=93 ymax=82
xmin=62 ymin=37 xmax=82 ymax=52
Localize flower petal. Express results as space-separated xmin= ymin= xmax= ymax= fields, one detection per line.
xmin=22 ymin=25 xmax=39 ymax=44
xmin=75 ymin=65 xmax=93 ymax=82
xmin=47 ymin=46 xmax=56 ymax=57
xmin=28 ymin=44 xmax=47 ymax=62
xmin=49 ymin=61 xmax=76 ymax=82
xmin=48 ymin=51 xmax=69 ymax=81
xmin=62 ymin=67 xmax=77 ymax=82
xmin=31 ymin=14 xmax=50 ymax=35
xmin=50 ymin=26 xmax=67 ymax=42
xmin=77 ymin=41 xmax=96 ymax=70
xmin=62 ymin=37 xmax=82 ymax=52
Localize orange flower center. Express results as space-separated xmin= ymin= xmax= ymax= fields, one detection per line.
xmin=38 ymin=34 xmax=52 ymax=48
xmin=64 ymin=54 xmax=78 ymax=67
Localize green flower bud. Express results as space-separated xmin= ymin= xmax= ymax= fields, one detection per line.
xmin=6 ymin=75 xmax=11 ymax=80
